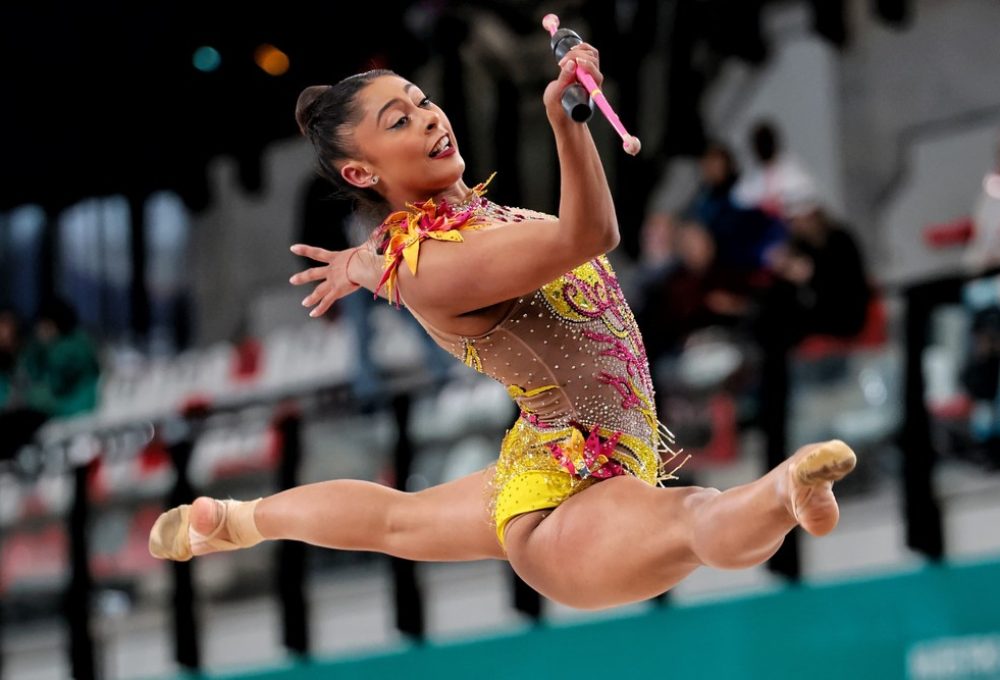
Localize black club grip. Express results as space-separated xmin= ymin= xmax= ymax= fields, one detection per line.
xmin=550 ymin=27 xmax=594 ymax=123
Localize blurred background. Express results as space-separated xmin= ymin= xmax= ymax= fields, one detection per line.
xmin=2 ymin=1 xmax=1000 ymax=678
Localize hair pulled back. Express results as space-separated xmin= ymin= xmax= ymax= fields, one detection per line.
xmin=295 ymin=70 xmax=395 ymax=223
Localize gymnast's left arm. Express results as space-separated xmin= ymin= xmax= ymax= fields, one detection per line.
xmin=288 ymin=241 xmax=384 ymax=317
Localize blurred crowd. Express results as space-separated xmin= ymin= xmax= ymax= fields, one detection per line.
xmin=7 ymin=122 xmax=1000 ymax=473
xmin=631 ymin=121 xmax=873 ymax=455
xmin=0 ymin=298 xmax=101 ymax=462
xmin=0 ymin=120 xmax=879 ymax=468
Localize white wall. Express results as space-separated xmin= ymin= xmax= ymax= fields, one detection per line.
xmin=189 ymin=140 xmax=315 ymax=344
xmin=879 ymin=121 xmax=999 ymax=285
xmin=840 ymin=0 xmax=1000 ymax=265
xmin=722 ymin=26 xmax=846 ymax=218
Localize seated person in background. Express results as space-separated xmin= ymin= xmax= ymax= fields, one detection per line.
xmin=19 ymin=298 xmax=101 ymax=419
xmin=636 ymin=143 xmax=789 ymax=359
xmin=687 ymin=141 xmax=787 ymax=282
xmin=733 ymin=121 xmax=818 ymax=221
xmin=757 ymin=191 xmax=870 ymax=351
xmin=0 ymin=298 xmax=101 ymax=461
xmin=632 ymin=211 xmax=677 ymax=295
xmin=637 ymin=219 xmax=744 ymax=359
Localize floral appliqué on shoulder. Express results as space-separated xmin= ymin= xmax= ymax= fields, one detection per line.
xmin=374 ymin=173 xmax=496 ymax=306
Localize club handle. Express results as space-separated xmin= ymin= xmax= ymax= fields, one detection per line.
xmin=561 ymin=83 xmax=594 ymax=123
xmin=551 ymin=27 xmax=581 ymax=60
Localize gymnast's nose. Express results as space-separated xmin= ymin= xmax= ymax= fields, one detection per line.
xmin=424 ymin=109 xmax=441 ymax=132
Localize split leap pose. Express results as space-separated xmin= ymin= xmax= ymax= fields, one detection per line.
xmin=150 ymin=43 xmax=855 ymax=609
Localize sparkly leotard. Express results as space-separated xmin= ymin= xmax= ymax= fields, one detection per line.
xmin=374 ymin=179 xmax=683 ymax=549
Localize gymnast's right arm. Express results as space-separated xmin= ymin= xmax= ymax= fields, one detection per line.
xmin=396 ymin=43 xmax=621 ymax=319
xmin=545 ymin=43 xmax=620 ymax=255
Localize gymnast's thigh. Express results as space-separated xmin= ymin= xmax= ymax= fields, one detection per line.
xmin=503 ymin=477 xmax=709 ymax=608
xmin=395 ymin=467 xmax=507 ymax=562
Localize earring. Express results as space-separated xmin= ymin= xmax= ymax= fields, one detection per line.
xmin=371 ymin=176 xmax=379 ymax=185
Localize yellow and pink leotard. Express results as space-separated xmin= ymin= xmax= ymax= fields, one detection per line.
xmin=374 ymin=177 xmax=685 ymax=550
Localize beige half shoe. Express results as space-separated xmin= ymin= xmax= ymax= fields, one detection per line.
xmin=787 ymin=439 xmax=857 ymax=535
xmin=149 ymin=499 xmax=264 ymax=561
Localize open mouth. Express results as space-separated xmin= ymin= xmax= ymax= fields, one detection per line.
xmin=428 ymin=134 xmax=453 ymax=158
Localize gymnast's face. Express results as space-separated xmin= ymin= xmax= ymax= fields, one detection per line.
xmin=340 ymin=75 xmax=465 ymax=203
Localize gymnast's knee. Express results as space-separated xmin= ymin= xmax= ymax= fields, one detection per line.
xmin=380 ymin=489 xmax=423 ymax=552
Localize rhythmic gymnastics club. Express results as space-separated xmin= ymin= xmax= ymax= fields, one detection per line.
xmin=542 ymin=13 xmax=642 ymax=156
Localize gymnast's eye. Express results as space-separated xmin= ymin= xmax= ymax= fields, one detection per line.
xmin=419 ymin=97 xmax=431 ymax=107
xmin=390 ymin=115 xmax=409 ymax=129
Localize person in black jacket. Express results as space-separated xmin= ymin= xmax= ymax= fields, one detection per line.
xmin=758 ymin=195 xmax=870 ymax=349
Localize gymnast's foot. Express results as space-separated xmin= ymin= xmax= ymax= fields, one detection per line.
xmin=779 ymin=440 xmax=857 ymax=537
xmin=148 ymin=497 xmax=264 ymax=561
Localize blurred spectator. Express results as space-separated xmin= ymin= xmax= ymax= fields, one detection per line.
xmin=733 ymin=120 xmax=818 ymax=220
xmin=689 ymin=142 xmax=739 ymax=224
xmin=962 ymin=134 xmax=1000 ymax=274
xmin=20 ymin=298 xmax=101 ymax=417
xmin=960 ymin=282 xmax=1000 ymax=467
xmin=639 ymin=211 xmax=677 ymax=271
xmin=757 ymin=191 xmax=870 ymax=350
xmin=632 ymin=211 xmax=678 ymax=303
xmin=0 ymin=299 xmax=100 ymax=460
xmin=637 ymin=220 xmax=739 ymax=359
xmin=0 ymin=308 xmax=20 ymax=409
xmin=961 ymin=304 xmax=1000 ymax=405
xmin=635 ymin=142 xmax=790 ymax=362
xmin=687 ymin=141 xmax=787 ymax=273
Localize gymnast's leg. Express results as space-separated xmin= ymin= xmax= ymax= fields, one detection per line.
xmin=151 ymin=440 xmax=854 ymax=610
xmin=503 ymin=440 xmax=855 ymax=610
xmin=150 ymin=468 xmax=505 ymax=563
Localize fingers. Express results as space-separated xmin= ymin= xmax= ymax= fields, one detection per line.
xmin=301 ymin=280 xmax=332 ymax=310
xmin=301 ymin=278 xmax=355 ymax=318
xmin=290 ymin=244 xmax=358 ymax=317
xmin=569 ymin=43 xmax=599 ymax=66
xmin=290 ymin=243 xmax=335 ymax=263
xmin=560 ymin=43 xmax=602 ymax=87
xmin=574 ymin=42 xmax=599 ymax=60
xmin=554 ymin=55 xmax=579 ymax=88
xmin=289 ymin=266 xmax=329 ymax=286
xmin=310 ymin=292 xmax=338 ymax=318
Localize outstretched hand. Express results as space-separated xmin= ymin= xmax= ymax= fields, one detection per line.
xmin=289 ymin=244 xmax=361 ymax=317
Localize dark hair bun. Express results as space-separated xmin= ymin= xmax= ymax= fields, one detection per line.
xmin=295 ymin=85 xmax=332 ymax=136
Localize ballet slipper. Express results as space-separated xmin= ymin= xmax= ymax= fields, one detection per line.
xmin=786 ymin=439 xmax=857 ymax=537
xmin=149 ymin=498 xmax=264 ymax=562
xmin=149 ymin=503 xmax=195 ymax=561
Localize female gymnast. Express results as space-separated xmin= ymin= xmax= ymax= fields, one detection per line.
xmin=150 ymin=42 xmax=856 ymax=610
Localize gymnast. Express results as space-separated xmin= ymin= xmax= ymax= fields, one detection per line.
xmin=150 ymin=32 xmax=856 ymax=610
